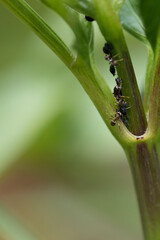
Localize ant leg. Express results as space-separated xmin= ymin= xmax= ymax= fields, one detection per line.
xmin=121 ymin=95 xmax=130 ymax=99
xmin=126 ymin=105 xmax=132 ymax=110
xmin=116 ymin=59 xmax=123 ymax=64
xmin=112 ymin=53 xmax=119 ymax=59
xmin=112 ymin=54 xmax=123 ymax=63
xmin=109 ymin=115 xmax=115 ymax=121
xmin=117 ymin=121 xmax=121 ymax=129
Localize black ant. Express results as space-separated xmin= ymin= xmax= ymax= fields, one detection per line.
xmin=115 ymin=77 xmax=122 ymax=86
xmin=110 ymin=111 xmax=122 ymax=126
xmin=113 ymin=78 xmax=122 ymax=99
xmin=113 ymin=78 xmax=129 ymax=103
xmin=102 ymin=43 xmax=129 ymax=127
xmin=111 ymin=77 xmax=130 ymax=126
xmin=103 ymin=43 xmax=123 ymax=76
xmin=105 ymin=53 xmax=123 ymax=66
xmin=110 ymin=108 xmax=129 ymax=127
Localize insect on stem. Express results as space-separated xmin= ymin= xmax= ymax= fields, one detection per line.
xmin=103 ymin=42 xmax=129 ymax=127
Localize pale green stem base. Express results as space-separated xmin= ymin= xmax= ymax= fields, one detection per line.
xmin=125 ymin=143 xmax=160 ymax=240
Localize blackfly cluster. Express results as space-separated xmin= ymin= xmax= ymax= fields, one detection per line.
xmin=84 ymin=16 xmax=129 ymax=127
xmin=103 ymin=43 xmax=129 ymax=127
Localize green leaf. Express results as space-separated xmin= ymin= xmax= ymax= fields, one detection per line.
xmin=112 ymin=0 xmax=124 ymax=13
xmin=119 ymin=0 xmax=146 ymax=42
xmin=63 ymin=0 xmax=95 ymax=18
xmin=64 ymin=0 xmax=124 ymax=16
xmin=139 ymin=0 xmax=160 ymax=50
xmin=40 ymin=0 xmax=94 ymax=62
xmin=41 ymin=0 xmax=79 ymax=31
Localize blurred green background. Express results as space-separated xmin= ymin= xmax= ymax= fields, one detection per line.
xmin=0 ymin=1 xmax=147 ymax=239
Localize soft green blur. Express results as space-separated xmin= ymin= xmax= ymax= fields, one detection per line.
xmin=0 ymin=1 xmax=147 ymax=239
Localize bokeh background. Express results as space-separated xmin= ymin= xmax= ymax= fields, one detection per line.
xmin=0 ymin=1 xmax=147 ymax=239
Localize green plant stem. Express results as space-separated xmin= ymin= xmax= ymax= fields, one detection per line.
xmin=125 ymin=142 xmax=160 ymax=240
xmin=94 ymin=0 xmax=147 ymax=136
xmin=144 ymin=45 xmax=154 ymax=113
xmin=148 ymin=31 xmax=160 ymax=138
xmin=71 ymin=59 xmax=135 ymax=145
xmin=0 ymin=0 xmax=138 ymax=144
xmin=0 ymin=0 xmax=74 ymax=68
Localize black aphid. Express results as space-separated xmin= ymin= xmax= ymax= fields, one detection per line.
xmin=85 ymin=16 xmax=95 ymax=22
xmin=103 ymin=42 xmax=113 ymax=55
xmin=119 ymin=105 xmax=127 ymax=116
xmin=102 ymin=42 xmax=129 ymax=127
xmin=121 ymin=117 xmax=129 ymax=126
xmin=110 ymin=65 xmax=116 ymax=76
xmin=111 ymin=77 xmax=130 ymax=126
